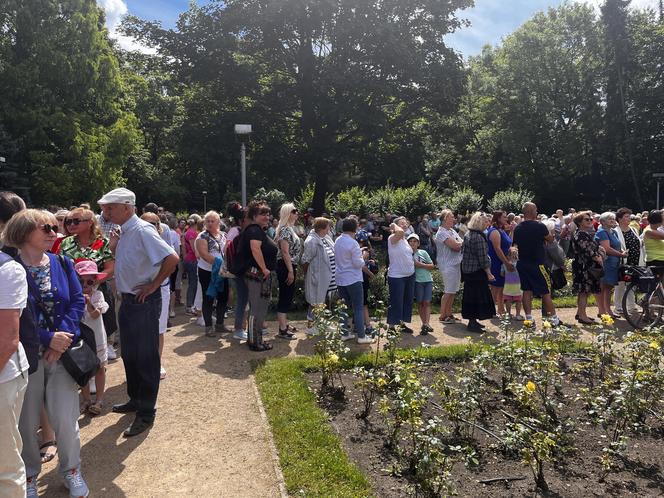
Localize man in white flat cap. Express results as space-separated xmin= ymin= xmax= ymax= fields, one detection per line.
xmin=97 ymin=188 xmax=178 ymax=437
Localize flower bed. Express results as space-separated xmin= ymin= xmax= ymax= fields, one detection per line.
xmin=306 ymin=311 xmax=664 ymax=497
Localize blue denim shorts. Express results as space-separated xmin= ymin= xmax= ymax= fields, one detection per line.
xmin=415 ymin=281 xmax=433 ymax=303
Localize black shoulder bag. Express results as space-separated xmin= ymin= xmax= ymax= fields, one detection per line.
xmin=24 ymin=255 xmax=100 ymax=386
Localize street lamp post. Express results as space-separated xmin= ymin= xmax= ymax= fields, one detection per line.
xmin=654 ymin=173 xmax=664 ymax=210
xmin=202 ymin=190 xmax=207 ymax=212
xmin=234 ymin=124 xmax=252 ymax=206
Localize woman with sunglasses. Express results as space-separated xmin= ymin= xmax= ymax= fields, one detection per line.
xmin=243 ymin=201 xmax=278 ymax=351
xmin=571 ymin=211 xmax=603 ymax=324
xmin=57 ymin=207 xmax=116 ymax=357
xmin=275 ymin=203 xmax=302 ymax=339
xmin=3 ymin=209 xmax=89 ymax=498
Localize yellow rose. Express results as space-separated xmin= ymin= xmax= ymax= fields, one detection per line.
xmin=525 ymin=381 xmax=537 ymax=393
xmin=523 ymin=319 xmax=533 ymax=328
xmin=600 ymin=314 xmax=614 ymax=326
xmin=649 ymin=341 xmax=661 ymax=350
xmin=542 ymin=321 xmax=552 ymax=330
xmin=328 ymin=353 xmax=339 ymax=364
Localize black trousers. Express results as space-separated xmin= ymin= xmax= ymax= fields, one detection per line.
xmin=198 ymin=267 xmax=229 ymax=327
xmin=276 ymin=260 xmax=297 ymax=314
xmin=119 ymin=291 xmax=161 ymax=420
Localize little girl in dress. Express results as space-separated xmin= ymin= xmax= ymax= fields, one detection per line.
xmin=75 ymin=260 xmax=109 ymax=415
xmin=502 ymin=249 xmax=524 ymax=321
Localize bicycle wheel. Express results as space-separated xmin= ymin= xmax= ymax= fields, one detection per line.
xmin=623 ymin=282 xmax=664 ymax=329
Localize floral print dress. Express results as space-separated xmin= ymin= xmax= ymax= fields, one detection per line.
xmin=571 ymin=230 xmax=601 ymax=294
xmin=59 ymin=235 xmax=113 ymax=271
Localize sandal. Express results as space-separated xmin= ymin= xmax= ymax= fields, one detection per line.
xmin=286 ymin=324 xmax=298 ymax=333
xmin=87 ymin=401 xmax=103 ymax=416
xmin=248 ymin=341 xmax=273 ymax=351
xmin=79 ymin=399 xmax=92 ymax=414
xmin=39 ymin=440 xmax=57 ymax=463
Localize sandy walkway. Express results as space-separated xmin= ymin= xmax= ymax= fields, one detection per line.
xmin=34 ymin=304 xmax=627 ymax=497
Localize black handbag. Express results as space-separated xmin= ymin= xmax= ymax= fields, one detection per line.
xmin=60 ymin=322 xmax=100 ymax=387
xmin=551 ymin=268 xmax=567 ymax=290
xmin=588 ymin=263 xmax=604 ymax=281
xmin=24 ymin=255 xmax=100 ymax=387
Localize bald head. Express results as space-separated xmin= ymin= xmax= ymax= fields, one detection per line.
xmin=522 ymin=202 xmax=538 ymax=220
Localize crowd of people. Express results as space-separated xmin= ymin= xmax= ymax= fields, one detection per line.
xmin=1 ymin=185 xmax=661 ymax=498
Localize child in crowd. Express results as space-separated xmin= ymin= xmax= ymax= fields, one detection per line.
xmin=360 ymin=244 xmax=378 ymax=335
xmin=75 ymin=260 xmax=109 ymax=415
xmin=502 ymin=248 xmax=524 ymax=320
xmin=408 ymin=234 xmax=436 ymax=335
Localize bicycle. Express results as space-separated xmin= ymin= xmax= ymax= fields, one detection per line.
xmin=621 ymin=265 xmax=663 ymax=329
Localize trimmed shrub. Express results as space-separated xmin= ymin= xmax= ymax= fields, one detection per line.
xmin=487 ymin=188 xmax=533 ymax=214
xmin=334 ymin=186 xmax=372 ymax=217
xmin=446 ymin=187 xmax=483 ymax=215
xmin=253 ymin=187 xmax=287 ymax=213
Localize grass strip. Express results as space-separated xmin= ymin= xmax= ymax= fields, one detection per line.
xmin=255 ymin=356 xmax=373 ymax=498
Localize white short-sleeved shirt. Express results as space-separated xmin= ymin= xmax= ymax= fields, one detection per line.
xmin=115 ymin=215 xmax=177 ymax=294
xmin=387 ymin=236 xmax=415 ymax=278
xmin=435 ymin=227 xmax=464 ymax=269
xmin=0 ymin=259 xmax=29 ymax=384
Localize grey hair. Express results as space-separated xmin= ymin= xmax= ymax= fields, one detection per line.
xmin=599 ymin=211 xmax=616 ymax=224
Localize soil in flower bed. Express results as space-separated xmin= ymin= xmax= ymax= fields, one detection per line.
xmin=307 ymin=363 xmax=664 ymax=497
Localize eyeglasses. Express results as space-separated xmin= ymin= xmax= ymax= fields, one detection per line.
xmin=39 ymin=224 xmax=57 ymax=234
xmin=64 ymin=218 xmax=91 ymax=226
xmin=78 ymin=278 xmax=97 ymax=286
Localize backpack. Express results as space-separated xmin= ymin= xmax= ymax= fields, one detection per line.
xmin=0 ymin=250 xmax=40 ymax=374
xmin=225 ymin=229 xmax=248 ymax=277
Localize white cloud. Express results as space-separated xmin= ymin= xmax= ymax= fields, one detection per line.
xmin=98 ymin=0 xmax=156 ymax=54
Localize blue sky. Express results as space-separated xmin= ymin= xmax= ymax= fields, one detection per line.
xmin=102 ymin=0 xmax=660 ymax=57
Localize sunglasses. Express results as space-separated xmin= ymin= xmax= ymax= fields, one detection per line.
xmin=64 ymin=218 xmax=90 ymax=226
xmin=259 ymin=209 xmax=271 ymax=215
xmin=78 ymin=278 xmax=97 ymax=286
xmin=291 ymin=209 xmax=299 ymax=214
xmin=39 ymin=224 xmax=57 ymax=234
xmin=583 ymin=218 xmax=592 ymax=222
xmin=149 ymin=221 xmax=159 ymax=227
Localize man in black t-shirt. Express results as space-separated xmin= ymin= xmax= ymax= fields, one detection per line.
xmin=512 ymin=202 xmax=560 ymax=326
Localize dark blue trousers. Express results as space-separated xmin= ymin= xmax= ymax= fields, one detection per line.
xmin=119 ymin=291 xmax=161 ymax=420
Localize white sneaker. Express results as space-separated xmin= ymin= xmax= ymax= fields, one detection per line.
xmin=196 ymin=316 xmax=205 ymax=327
xmin=63 ymin=468 xmax=89 ymax=498
xmin=305 ymin=327 xmax=318 ymax=336
xmin=233 ymin=330 xmax=248 ymax=340
xmin=26 ymin=476 xmax=38 ymax=498
xmin=169 ymin=310 xmax=176 ymax=318
xmin=160 ymin=366 xmax=166 ymax=380
xmin=106 ymin=344 xmax=117 ymax=360
xmin=357 ymin=336 xmax=375 ymax=344
xmin=341 ymin=334 xmax=356 ymax=341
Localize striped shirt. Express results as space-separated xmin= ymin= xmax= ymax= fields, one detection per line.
xmin=322 ymin=237 xmax=337 ymax=291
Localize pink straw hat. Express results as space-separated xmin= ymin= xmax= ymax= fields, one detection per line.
xmin=74 ymin=260 xmax=107 ymax=281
